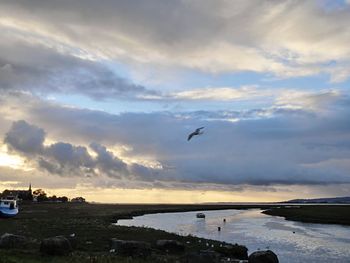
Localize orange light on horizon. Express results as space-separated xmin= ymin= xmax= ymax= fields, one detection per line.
xmin=41 ymin=186 xmax=295 ymax=204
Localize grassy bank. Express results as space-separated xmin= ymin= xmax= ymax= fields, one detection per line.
xmin=262 ymin=205 xmax=350 ymax=225
xmin=1 ymin=202 xmax=274 ymax=249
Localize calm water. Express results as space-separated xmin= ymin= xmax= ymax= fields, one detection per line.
xmin=117 ymin=209 xmax=350 ymax=263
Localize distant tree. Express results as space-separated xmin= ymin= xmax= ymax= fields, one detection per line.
xmin=49 ymin=195 xmax=57 ymax=202
xmin=33 ymin=189 xmax=45 ymax=196
xmin=33 ymin=189 xmax=48 ymax=202
xmin=71 ymin=197 xmax=86 ymax=203
xmin=58 ymin=196 xmax=68 ymax=203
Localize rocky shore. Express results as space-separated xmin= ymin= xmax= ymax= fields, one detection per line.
xmin=0 ymin=232 xmax=278 ymax=263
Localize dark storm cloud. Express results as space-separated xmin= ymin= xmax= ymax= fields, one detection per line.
xmin=89 ymin=142 xmax=129 ymax=178
xmin=4 ymin=120 xmax=45 ymax=154
xmin=129 ymin=163 xmax=160 ymax=182
xmin=47 ymin=142 xmax=92 ymax=166
xmin=3 ymin=120 xmax=156 ymax=179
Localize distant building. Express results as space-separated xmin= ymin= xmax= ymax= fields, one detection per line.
xmin=1 ymin=184 xmax=33 ymax=201
xmin=71 ymin=197 xmax=86 ymax=203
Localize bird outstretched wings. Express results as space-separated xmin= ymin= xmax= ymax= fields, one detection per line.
xmin=187 ymin=127 xmax=204 ymax=141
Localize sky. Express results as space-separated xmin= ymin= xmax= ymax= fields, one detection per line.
xmin=0 ymin=0 xmax=350 ymax=203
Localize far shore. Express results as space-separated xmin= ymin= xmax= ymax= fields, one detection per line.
xmin=262 ymin=205 xmax=350 ymax=226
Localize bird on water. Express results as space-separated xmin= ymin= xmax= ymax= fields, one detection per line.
xmin=187 ymin=127 xmax=204 ymax=141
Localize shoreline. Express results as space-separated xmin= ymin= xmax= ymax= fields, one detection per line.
xmin=1 ymin=202 xmax=349 ymax=262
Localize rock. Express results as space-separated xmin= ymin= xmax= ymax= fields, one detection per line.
xmin=40 ymin=236 xmax=72 ymax=256
xmin=182 ymin=249 xmax=221 ymax=263
xmin=215 ymin=244 xmax=248 ymax=259
xmin=248 ymin=250 xmax=279 ymax=263
xmin=109 ymin=239 xmax=151 ymax=258
xmin=156 ymin=239 xmax=185 ymax=253
xmin=0 ymin=233 xmax=28 ymax=249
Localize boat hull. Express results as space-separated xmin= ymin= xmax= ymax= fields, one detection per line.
xmin=0 ymin=208 xmax=19 ymax=218
xmin=196 ymin=213 xmax=205 ymax=218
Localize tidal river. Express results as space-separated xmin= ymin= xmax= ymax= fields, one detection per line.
xmin=117 ymin=209 xmax=350 ymax=263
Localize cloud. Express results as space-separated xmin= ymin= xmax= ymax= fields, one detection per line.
xmin=0 ymin=37 xmax=157 ymax=100
xmin=274 ymin=90 xmax=343 ymax=111
xmin=1 ymin=91 xmax=350 ymax=188
xmin=1 ymin=0 xmax=350 ymax=81
xmin=169 ymin=86 xmax=264 ymax=101
xmin=4 ymin=120 xmax=45 ymax=154
xmin=90 ymin=142 xmax=128 ymax=178
xmin=2 ymin=1 xmax=350 ymax=201
xmin=3 ymin=119 xmax=157 ymax=180
xmin=44 ymin=142 xmax=95 ymax=176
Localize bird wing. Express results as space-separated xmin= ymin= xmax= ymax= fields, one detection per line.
xmin=195 ymin=127 xmax=204 ymax=132
xmin=187 ymin=132 xmax=195 ymax=141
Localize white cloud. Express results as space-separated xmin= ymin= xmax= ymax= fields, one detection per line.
xmin=274 ymin=89 xmax=342 ymax=111
xmin=171 ymin=86 xmax=263 ymax=101
xmin=1 ymin=0 xmax=350 ymax=82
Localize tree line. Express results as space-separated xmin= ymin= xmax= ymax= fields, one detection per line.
xmin=32 ymin=189 xmax=69 ymax=202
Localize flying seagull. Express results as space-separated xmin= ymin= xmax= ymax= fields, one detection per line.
xmin=187 ymin=127 xmax=204 ymax=141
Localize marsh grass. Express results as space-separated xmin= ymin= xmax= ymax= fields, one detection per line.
xmin=263 ymin=205 xmax=350 ymax=225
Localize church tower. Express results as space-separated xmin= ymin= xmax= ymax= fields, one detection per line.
xmin=28 ymin=183 xmax=33 ymax=200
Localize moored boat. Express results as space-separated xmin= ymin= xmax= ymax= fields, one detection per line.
xmin=0 ymin=196 xmax=19 ymax=218
xmin=196 ymin=212 xmax=205 ymax=218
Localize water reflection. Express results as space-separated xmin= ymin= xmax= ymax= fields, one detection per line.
xmin=117 ymin=209 xmax=350 ymax=263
